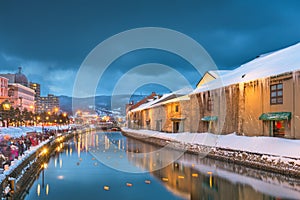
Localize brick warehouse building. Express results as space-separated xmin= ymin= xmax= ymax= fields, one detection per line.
xmin=127 ymin=43 xmax=300 ymax=139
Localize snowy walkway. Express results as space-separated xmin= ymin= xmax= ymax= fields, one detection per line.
xmin=122 ymin=128 xmax=300 ymax=159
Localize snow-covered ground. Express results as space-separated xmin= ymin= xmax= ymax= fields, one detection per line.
xmin=0 ymin=125 xmax=70 ymax=138
xmin=122 ymin=128 xmax=300 ymax=160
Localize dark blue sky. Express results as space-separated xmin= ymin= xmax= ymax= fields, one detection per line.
xmin=0 ymin=0 xmax=300 ymax=96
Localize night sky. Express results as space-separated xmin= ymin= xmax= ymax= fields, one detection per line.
xmin=0 ymin=0 xmax=300 ymax=97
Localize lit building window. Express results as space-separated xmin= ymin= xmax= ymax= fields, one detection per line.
xmin=270 ymin=83 xmax=283 ymax=104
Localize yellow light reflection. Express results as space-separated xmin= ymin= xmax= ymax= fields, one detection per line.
xmin=77 ymin=141 xmax=81 ymax=158
xmin=207 ymin=172 xmax=213 ymax=188
xmin=162 ymin=177 xmax=169 ymax=182
xmin=60 ymin=158 xmax=63 ymax=168
xmin=37 ymin=184 xmax=40 ymax=196
xmin=46 ymin=184 xmax=49 ymax=195
xmin=70 ymin=148 xmax=72 ymax=156
xmin=54 ymin=158 xmax=57 ymax=168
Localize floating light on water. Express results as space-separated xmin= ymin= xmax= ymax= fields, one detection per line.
xmin=145 ymin=180 xmax=151 ymax=184
xmin=104 ymin=186 xmax=110 ymax=191
xmin=126 ymin=183 xmax=133 ymax=187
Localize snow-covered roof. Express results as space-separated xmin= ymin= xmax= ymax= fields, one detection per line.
xmin=193 ymin=42 xmax=300 ymax=94
xmin=129 ymin=88 xmax=193 ymax=112
xmin=129 ymin=93 xmax=170 ymax=112
xmin=196 ymin=70 xmax=230 ymax=88
xmin=150 ymin=95 xmax=190 ymax=109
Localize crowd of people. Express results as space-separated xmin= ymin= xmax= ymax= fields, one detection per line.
xmin=0 ymin=131 xmax=55 ymax=168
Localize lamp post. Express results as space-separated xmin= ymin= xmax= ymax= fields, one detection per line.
xmin=1 ymin=100 xmax=11 ymax=127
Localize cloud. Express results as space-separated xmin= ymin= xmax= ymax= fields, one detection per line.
xmin=2 ymin=0 xmax=300 ymax=96
xmin=0 ymin=52 xmax=77 ymax=96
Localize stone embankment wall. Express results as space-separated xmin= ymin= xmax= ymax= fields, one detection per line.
xmin=122 ymin=130 xmax=300 ymax=178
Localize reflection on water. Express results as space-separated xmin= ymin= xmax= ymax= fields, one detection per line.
xmin=124 ymin=136 xmax=300 ymax=200
xmin=23 ymin=131 xmax=300 ymax=200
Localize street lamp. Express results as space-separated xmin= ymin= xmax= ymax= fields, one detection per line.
xmin=2 ymin=100 xmax=11 ymax=110
xmin=1 ymin=100 xmax=11 ymax=127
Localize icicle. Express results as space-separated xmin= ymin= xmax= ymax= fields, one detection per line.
xmin=200 ymin=92 xmax=204 ymax=105
xmin=293 ymin=70 xmax=299 ymax=86
xmin=239 ymin=82 xmax=244 ymax=96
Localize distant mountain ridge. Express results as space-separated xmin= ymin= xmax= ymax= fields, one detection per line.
xmin=59 ymin=94 xmax=146 ymax=115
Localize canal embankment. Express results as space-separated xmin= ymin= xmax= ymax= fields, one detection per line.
xmin=121 ymin=128 xmax=300 ymax=178
xmin=0 ymin=126 xmax=95 ymax=199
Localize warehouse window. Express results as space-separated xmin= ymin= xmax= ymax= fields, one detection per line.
xmin=270 ymin=83 xmax=283 ymax=104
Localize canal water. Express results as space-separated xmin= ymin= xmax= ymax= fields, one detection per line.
xmin=24 ymin=131 xmax=300 ymax=200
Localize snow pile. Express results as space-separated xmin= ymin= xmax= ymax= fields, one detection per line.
xmin=215 ymin=133 xmax=300 ymax=158
xmin=0 ymin=125 xmax=71 ymax=138
xmin=122 ymin=128 xmax=300 ymax=159
xmin=0 ymin=127 xmax=27 ymax=138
